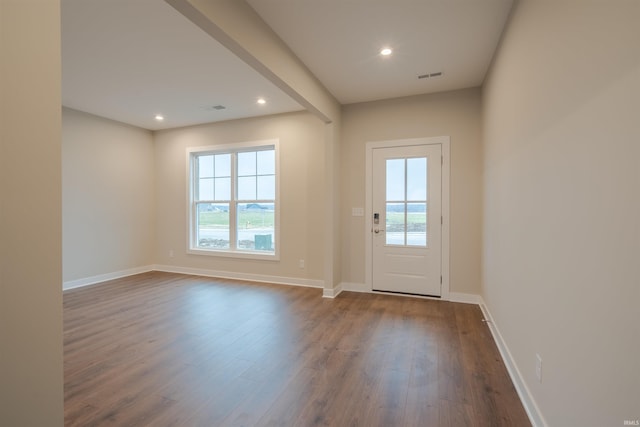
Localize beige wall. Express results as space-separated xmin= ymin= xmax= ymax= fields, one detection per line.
xmin=0 ymin=0 xmax=64 ymax=425
xmin=154 ymin=111 xmax=325 ymax=282
xmin=62 ymin=108 xmax=155 ymax=284
xmin=482 ymin=1 xmax=640 ymax=425
xmin=340 ymin=88 xmax=483 ymax=294
xmin=166 ymin=0 xmax=342 ymax=291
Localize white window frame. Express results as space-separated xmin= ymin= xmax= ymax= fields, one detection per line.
xmin=186 ymin=139 xmax=280 ymax=260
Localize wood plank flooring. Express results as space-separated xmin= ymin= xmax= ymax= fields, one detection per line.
xmin=64 ymin=271 xmax=530 ymax=426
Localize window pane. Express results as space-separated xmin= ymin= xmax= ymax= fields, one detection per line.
xmin=198 ymin=155 xmax=213 ymax=178
xmin=214 ymin=177 xmax=230 ymax=201
xmin=386 ymin=159 xmax=405 ymax=201
xmin=238 ymin=151 xmax=256 ymax=176
xmin=215 ymin=154 xmax=231 ymax=177
xmin=386 ymin=203 xmax=405 ymax=245
xmin=407 ymin=203 xmax=427 ymax=246
xmin=197 ymin=203 xmax=229 ymax=249
xmin=238 ymin=176 xmax=256 ymax=200
xmin=237 ymin=203 xmax=275 ymax=252
xmin=257 ymin=175 xmax=275 ymax=200
xmin=407 ymin=157 xmax=427 ymax=201
xmin=198 ymin=178 xmax=213 ymax=201
xmin=257 ymin=150 xmax=275 ymax=175
xmin=191 ymin=146 xmax=277 ymax=256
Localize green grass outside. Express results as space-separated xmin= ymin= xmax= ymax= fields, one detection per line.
xmin=386 ymin=212 xmax=426 ymax=224
xmin=199 ymin=211 xmax=274 ymax=228
xmin=198 ymin=211 xmax=423 ymax=229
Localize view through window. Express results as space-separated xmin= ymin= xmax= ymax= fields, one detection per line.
xmin=385 ymin=156 xmax=428 ymax=246
xmin=190 ymin=143 xmax=277 ymax=257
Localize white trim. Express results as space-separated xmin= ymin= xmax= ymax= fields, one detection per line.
xmin=322 ymin=283 xmax=343 ymax=298
xmin=63 ymin=265 xmax=154 ymax=290
xmin=479 ymin=299 xmax=548 ymax=427
xmin=153 ymin=264 xmax=323 ymax=289
xmin=365 ymin=136 xmax=451 ymax=298
xmin=372 ymin=291 xmax=444 ymax=301
xmin=186 ymin=248 xmax=279 ymax=261
xmin=440 ymin=140 xmax=450 ymax=300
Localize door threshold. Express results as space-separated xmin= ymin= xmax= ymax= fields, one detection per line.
xmin=372 ymin=289 xmax=441 ymax=300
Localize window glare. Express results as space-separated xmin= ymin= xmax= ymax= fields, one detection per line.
xmin=257 ymin=150 xmax=275 ymax=175
xmin=386 ymin=159 xmax=405 ymax=200
xmin=238 ymin=176 xmax=257 ymax=200
xmin=407 ymin=157 xmax=427 ymax=201
xmin=214 ymin=177 xmax=231 ymax=201
xmin=198 ymin=178 xmax=213 ymax=200
xmin=215 ymin=154 xmax=231 ymax=177
xmin=238 ymin=151 xmax=256 ymax=176
xmin=257 ymin=175 xmax=275 ymax=200
xmin=199 ymin=155 xmax=214 ymax=178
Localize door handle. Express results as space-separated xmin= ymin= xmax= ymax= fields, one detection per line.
xmin=374 ymin=229 xmax=385 ymax=234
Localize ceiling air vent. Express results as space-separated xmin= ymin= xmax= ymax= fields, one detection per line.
xmin=418 ymin=71 xmax=443 ymax=80
xmin=202 ymin=105 xmax=226 ymax=111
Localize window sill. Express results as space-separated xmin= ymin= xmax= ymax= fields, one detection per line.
xmin=188 ymin=248 xmax=279 ymax=261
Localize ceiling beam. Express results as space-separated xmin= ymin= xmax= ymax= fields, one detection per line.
xmin=165 ymin=0 xmax=340 ymax=123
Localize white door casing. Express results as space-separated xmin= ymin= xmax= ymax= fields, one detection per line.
xmin=365 ymin=137 xmax=450 ymax=298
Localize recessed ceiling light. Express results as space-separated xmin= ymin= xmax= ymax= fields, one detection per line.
xmin=257 ymin=98 xmax=266 ymax=105
xmin=154 ymin=114 xmax=164 ymax=121
xmin=380 ymin=47 xmax=392 ymax=56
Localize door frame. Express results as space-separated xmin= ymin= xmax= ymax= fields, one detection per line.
xmin=365 ymin=136 xmax=450 ymax=300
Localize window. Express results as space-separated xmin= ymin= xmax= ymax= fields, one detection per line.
xmin=385 ymin=156 xmax=427 ymax=247
xmin=188 ymin=141 xmax=278 ymax=259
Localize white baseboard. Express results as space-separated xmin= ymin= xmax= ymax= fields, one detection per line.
xmin=153 ymin=264 xmax=324 ymax=289
xmin=63 ymin=265 xmax=154 ymax=290
xmin=479 ymin=299 xmax=547 ymax=427
xmin=322 ymin=283 xmax=343 ymax=298
xmin=64 ymin=264 xmax=324 ymax=292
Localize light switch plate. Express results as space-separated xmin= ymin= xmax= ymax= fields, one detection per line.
xmin=352 ymin=207 xmax=364 ymax=217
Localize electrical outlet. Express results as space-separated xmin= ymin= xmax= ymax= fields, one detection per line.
xmin=535 ymin=354 xmax=542 ymax=383
xmin=299 ymin=259 xmax=305 ymax=269
xmin=169 ymin=249 xmax=174 ymax=258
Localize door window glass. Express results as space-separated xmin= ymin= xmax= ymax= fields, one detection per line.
xmin=385 ymin=157 xmax=427 ymax=247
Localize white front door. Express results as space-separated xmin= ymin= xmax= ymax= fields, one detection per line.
xmin=371 ymin=144 xmax=442 ymax=296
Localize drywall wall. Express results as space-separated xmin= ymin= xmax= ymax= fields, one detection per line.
xmin=62 ymin=108 xmax=155 ymax=285
xmin=341 ymin=88 xmax=483 ymax=295
xmin=154 ymin=111 xmax=325 ymax=283
xmin=166 ymin=0 xmax=343 ymax=292
xmin=0 ymin=0 xmax=64 ymax=425
xmin=482 ymin=1 xmax=640 ymax=425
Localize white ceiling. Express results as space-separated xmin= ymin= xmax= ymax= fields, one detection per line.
xmin=248 ymin=0 xmax=514 ymax=105
xmin=61 ymin=0 xmax=303 ymax=130
xmin=62 ymin=0 xmax=513 ymax=131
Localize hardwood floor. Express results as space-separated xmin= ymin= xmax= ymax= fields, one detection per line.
xmin=64 ymin=272 xmax=530 ymax=426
